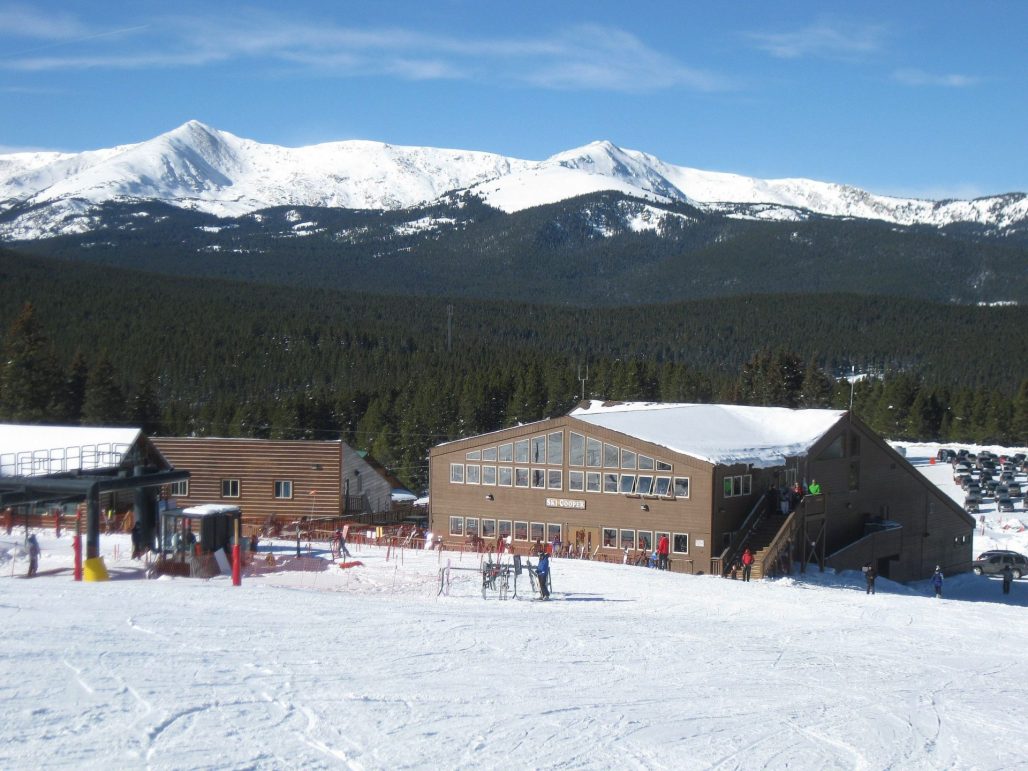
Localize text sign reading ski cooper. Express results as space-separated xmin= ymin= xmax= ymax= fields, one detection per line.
xmin=545 ymin=498 xmax=586 ymax=510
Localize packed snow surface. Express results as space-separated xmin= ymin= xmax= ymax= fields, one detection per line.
xmin=1 ymin=442 xmax=1026 ymax=770
xmin=570 ymin=401 xmax=846 ymax=468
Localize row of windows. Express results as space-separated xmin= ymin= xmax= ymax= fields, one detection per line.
xmin=445 ymin=516 xmax=690 ymax=555
xmin=450 ymin=463 xmax=690 ymax=498
xmin=722 ymin=475 xmax=752 ymax=498
xmin=465 ymin=432 xmax=674 ymax=472
xmin=172 ymin=479 xmax=295 ymax=499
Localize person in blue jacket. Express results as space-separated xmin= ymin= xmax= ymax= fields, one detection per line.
xmin=931 ymin=566 xmax=944 ymax=598
xmin=536 ymin=552 xmax=551 ymax=599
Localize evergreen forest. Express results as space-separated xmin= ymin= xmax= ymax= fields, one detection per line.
xmin=1 ymin=246 xmax=1025 ymax=490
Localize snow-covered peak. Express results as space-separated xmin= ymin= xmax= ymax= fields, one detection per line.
xmin=0 ymin=121 xmax=1026 ymax=239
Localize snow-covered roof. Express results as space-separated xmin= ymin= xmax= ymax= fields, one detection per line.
xmin=0 ymin=424 xmax=142 ymax=477
xmin=569 ymin=401 xmax=846 ymax=468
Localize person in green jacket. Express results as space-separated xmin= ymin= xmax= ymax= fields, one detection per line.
xmin=808 ymin=479 xmax=822 ymax=495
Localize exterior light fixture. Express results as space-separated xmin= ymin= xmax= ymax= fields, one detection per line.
xmin=640 ymin=504 xmax=649 ymax=511
xmin=485 ymin=494 xmax=494 ymax=501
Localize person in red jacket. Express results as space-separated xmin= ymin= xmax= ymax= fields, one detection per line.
xmin=657 ymin=534 xmax=670 ymax=571
xmin=741 ymin=548 xmax=754 ymax=582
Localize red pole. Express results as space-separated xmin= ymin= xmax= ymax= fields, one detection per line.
xmin=232 ymin=517 xmax=241 ymax=586
xmin=54 ymin=509 xmax=61 ymax=538
xmin=73 ymin=513 xmax=83 ymax=581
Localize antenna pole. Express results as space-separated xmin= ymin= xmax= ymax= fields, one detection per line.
xmin=578 ymin=364 xmax=589 ymax=401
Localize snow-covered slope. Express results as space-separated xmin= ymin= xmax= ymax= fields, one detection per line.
xmin=1 ymin=121 xmax=1026 ymax=240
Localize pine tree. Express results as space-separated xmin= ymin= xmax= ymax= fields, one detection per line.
xmin=81 ymin=353 xmax=126 ymax=426
xmin=0 ymin=302 xmax=62 ymax=423
xmin=53 ymin=350 xmax=89 ymax=424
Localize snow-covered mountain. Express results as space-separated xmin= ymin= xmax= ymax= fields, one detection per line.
xmin=1 ymin=120 xmax=1026 ymax=240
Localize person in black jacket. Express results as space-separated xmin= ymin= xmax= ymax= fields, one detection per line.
xmin=864 ymin=563 xmax=877 ymax=594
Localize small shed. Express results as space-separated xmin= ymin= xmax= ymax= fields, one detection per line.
xmin=160 ymin=503 xmax=242 ymax=556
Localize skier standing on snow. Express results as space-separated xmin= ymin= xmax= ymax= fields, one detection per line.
xmin=741 ymin=547 xmax=754 ymax=582
xmin=536 ymin=551 xmax=551 ymax=599
xmin=931 ymin=566 xmax=944 ymax=598
xmin=26 ymin=534 xmax=40 ymax=577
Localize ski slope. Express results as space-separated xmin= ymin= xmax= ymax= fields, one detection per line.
xmin=1 ymin=443 xmax=1026 ymax=770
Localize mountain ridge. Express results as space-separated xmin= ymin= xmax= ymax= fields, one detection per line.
xmin=2 ymin=120 xmax=1026 ymax=240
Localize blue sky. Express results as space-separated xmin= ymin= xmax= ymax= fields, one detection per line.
xmin=1 ymin=0 xmax=1025 ymax=199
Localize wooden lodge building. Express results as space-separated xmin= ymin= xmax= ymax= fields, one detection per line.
xmin=152 ymin=437 xmax=410 ymax=527
xmin=428 ymin=401 xmax=975 ymax=581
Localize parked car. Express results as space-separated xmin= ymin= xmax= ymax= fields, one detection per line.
xmin=972 ymin=551 xmax=1027 ymax=578
xmin=1007 ymin=482 xmax=1023 ymax=498
xmin=997 ymin=497 xmax=1014 ymax=513
xmin=965 ymin=499 xmax=980 ymax=514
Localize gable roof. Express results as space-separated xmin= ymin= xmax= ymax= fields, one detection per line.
xmin=569 ymin=401 xmax=847 ymax=468
xmin=0 ymin=424 xmax=144 ymax=477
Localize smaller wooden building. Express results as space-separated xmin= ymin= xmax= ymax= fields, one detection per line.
xmin=151 ymin=437 xmax=406 ymax=526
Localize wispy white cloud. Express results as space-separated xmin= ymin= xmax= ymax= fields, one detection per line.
xmin=0 ymin=9 xmax=730 ymax=93
xmin=0 ymin=3 xmax=92 ymax=40
xmin=892 ymin=68 xmax=980 ymax=88
xmin=746 ymin=21 xmax=887 ymax=60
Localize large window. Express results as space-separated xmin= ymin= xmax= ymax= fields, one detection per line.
xmin=547 ymin=469 xmax=563 ymax=490
xmin=618 ymin=474 xmax=636 ymax=494
xmin=274 ymin=480 xmax=293 ymax=499
xmin=638 ymin=455 xmax=655 ymax=471
xmin=482 ymin=466 xmax=496 ymax=486
xmin=620 ymin=529 xmax=636 ymax=550
xmin=515 ymin=439 xmax=529 ymax=464
xmin=637 ymin=475 xmax=654 ymax=495
xmin=531 ymin=469 xmax=546 ymax=488
xmin=498 ymin=467 xmax=513 ymax=486
xmin=531 ymin=436 xmax=546 ymax=464
xmin=674 ymin=477 xmax=690 ymax=498
xmin=482 ymin=519 xmax=496 ymax=538
xmin=221 ymin=479 xmax=240 ymax=498
xmin=586 ymin=472 xmax=601 ymax=493
xmin=568 ymin=470 xmax=585 ymax=492
xmin=450 ymin=464 xmax=464 ymax=484
xmin=465 ymin=518 xmax=479 ymax=537
xmin=621 ymin=449 xmax=636 ymax=469
xmin=603 ymin=443 xmax=620 ymax=468
xmin=169 ymin=480 xmax=189 ymax=497
xmin=602 ymin=527 xmax=617 ymax=547
xmin=586 ymin=437 xmax=602 ymax=467
xmin=638 ymin=530 xmax=653 ymax=551
xmin=654 ymin=477 xmax=672 ymax=497
xmin=530 ymin=522 xmax=545 ymax=541
xmin=672 ymin=533 xmax=689 ymax=554
xmin=498 ymin=520 xmax=512 ymax=538
xmin=515 ymin=468 xmax=529 ymax=488
xmin=465 ymin=465 xmax=481 ymax=485
xmin=514 ymin=521 xmax=529 ymax=540
xmin=547 ymin=432 xmax=563 ymax=465
xmin=466 ymin=450 xmax=481 ymax=461
xmin=499 ymin=443 xmax=513 ymax=463
xmin=483 ymin=447 xmax=497 ymax=462
xmin=547 ymin=523 xmax=562 ymax=543
xmin=570 ymin=432 xmax=585 ymax=466
xmin=603 ymin=473 xmax=618 ymax=493
xmin=449 ymin=517 xmax=464 ymax=536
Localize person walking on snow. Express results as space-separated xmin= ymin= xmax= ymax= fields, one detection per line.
xmin=26 ymin=534 xmax=40 ymax=577
xmin=657 ymin=533 xmax=670 ymax=571
xmin=741 ymin=548 xmax=754 ymax=582
xmin=1002 ymin=563 xmax=1013 ymax=595
xmin=931 ymin=566 xmax=944 ymax=598
xmin=864 ymin=563 xmax=877 ymax=595
xmin=536 ymin=551 xmax=551 ymax=599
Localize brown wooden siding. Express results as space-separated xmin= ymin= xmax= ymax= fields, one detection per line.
xmin=153 ymin=438 xmax=343 ymax=526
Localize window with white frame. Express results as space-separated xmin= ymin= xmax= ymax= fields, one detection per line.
xmin=515 ymin=468 xmax=529 ymax=488
xmin=530 ymin=522 xmax=545 ymax=541
xmin=586 ymin=437 xmax=602 ymax=467
xmin=586 ymin=471 xmax=601 ymax=493
xmin=547 ymin=469 xmax=562 ymax=490
xmin=221 ymin=479 xmax=240 ymax=498
xmin=483 ymin=447 xmax=497 ymax=462
xmin=465 ymin=518 xmax=479 ymax=537
xmin=570 ymin=432 xmax=585 ymax=466
xmin=450 ymin=464 xmax=464 ymax=484
xmin=465 ymin=464 xmax=481 ymax=485
xmin=514 ymin=521 xmax=529 ymax=540
xmin=169 ymin=480 xmax=189 ymax=497
xmin=531 ymin=469 xmax=546 ymax=488
xmin=654 ymin=476 xmax=672 ymax=497
xmin=547 ymin=523 xmax=562 ymax=543
xmin=482 ymin=519 xmax=496 ymax=538
xmin=602 ymin=527 xmax=617 ymax=547
xmin=568 ymin=470 xmax=585 ymax=492
xmin=656 ymin=460 xmax=672 ymax=472
xmin=531 ymin=436 xmax=546 ymax=464
xmin=603 ymin=473 xmax=618 ymax=493
xmin=638 ymin=455 xmax=655 ymax=471
xmin=499 ymin=443 xmax=513 ymax=463
xmin=621 ymin=449 xmax=636 ymax=469
xmin=603 ymin=443 xmax=619 ymax=468
xmin=638 ymin=531 xmax=653 ymax=550
xmin=274 ymin=480 xmax=293 ymax=499
xmin=674 ymin=477 xmax=690 ymax=498
xmin=499 ymin=520 xmax=512 ymax=538
xmin=672 ymin=533 xmax=689 ymax=554
xmin=482 ymin=465 xmax=496 ymax=485
xmin=547 ymin=431 xmax=563 ymax=465
xmin=620 ymin=529 xmax=636 ymax=550
xmin=514 ymin=439 xmax=529 ymax=464
xmin=618 ymin=474 xmax=636 ymax=494
xmin=636 ymin=475 xmax=654 ymax=495
xmin=449 ymin=517 xmax=464 ymax=536
xmin=466 ymin=450 xmax=481 ymax=461
xmin=498 ymin=467 xmax=513 ymax=486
